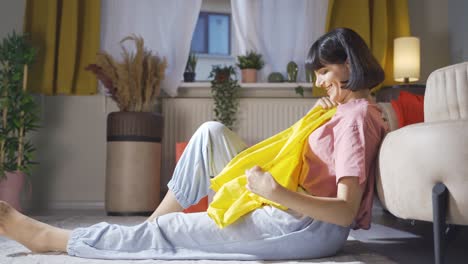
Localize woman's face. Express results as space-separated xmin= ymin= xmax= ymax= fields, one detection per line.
xmin=314 ymin=64 xmax=352 ymax=104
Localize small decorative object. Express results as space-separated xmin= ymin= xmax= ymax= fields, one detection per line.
xmin=236 ymin=50 xmax=264 ymax=83
xmin=183 ymin=52 xmax=198 ymax=82
xmin=287 ymin=61 xmax=298 ymax=82
xmin=209 ymin=65 xmax=240 ymax=130
xmin=305 ymin=66 xmax=314 ymax=83
xmin=0 ymin=32 xmax=39 ymax=212
xmin=86 ymin=35 xmax=167 ymax=215
xmin=268 ymin=72 xmax=285 ymax=83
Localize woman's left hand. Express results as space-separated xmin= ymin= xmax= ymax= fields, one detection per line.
xmin=245 ymin=165 xmax=281 ymax=200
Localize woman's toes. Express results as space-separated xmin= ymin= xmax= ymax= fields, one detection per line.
xmin=0 ymin=200 xmax=11 ymax=215
xmin=0 ymin=201 xmax=12 ymax=235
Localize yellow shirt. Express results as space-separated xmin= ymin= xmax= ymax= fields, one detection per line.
xmin=207 ymin=106 xmax=337 ymax=228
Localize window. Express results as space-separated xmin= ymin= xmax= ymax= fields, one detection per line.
xmin=191 ymin=12 xmax=231 ymax=55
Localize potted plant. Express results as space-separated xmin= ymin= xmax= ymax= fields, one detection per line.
xmin=236 ymin=50 xmax=264 ymax=83
xmin=287 ymin=61 xmax=298 ymax=82
xmin=86 ymin=35 xmax=168 ymax=215
xmin=0 ymin=32 xmax=39 ymax=212
xmin=183 ymin=52 xmax=198 ymax=82
xmin=209 ymin=65 xmax=240 ymax=130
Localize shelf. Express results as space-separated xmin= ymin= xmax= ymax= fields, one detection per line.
xmin=173 ymin=82 xmax=314 ymax=98
xmin=179 ymin=82 xmax=312 ymax=89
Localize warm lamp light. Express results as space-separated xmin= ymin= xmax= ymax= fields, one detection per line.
xmin=394 ymin=36 xmax=420 ymax=84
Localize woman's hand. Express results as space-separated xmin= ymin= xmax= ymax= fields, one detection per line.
xmin=313 ymin=97 xmax=338 ymax=110
xmin=245 ymin=165 xmax=281 ymax=200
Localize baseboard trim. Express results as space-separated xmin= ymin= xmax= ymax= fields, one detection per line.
xmin=23 ymin=201 xmax=105 ymax=211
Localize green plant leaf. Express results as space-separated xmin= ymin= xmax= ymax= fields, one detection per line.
xmin=0 ymin=31 xmax=39 ymax=175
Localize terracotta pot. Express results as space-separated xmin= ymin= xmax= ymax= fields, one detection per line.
xmin=241 ymin=69 xmax=258 ymax=83
xmin=106 ymin=112 xmax=164 ymax=216
xmin=0 ymin=171 xmax=27 ymax=212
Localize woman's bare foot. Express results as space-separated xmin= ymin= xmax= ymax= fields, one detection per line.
xmin=0 ymin=200 xmax=70 ymax=253
xmin=0 ymin=201 xmax=9 ymax=236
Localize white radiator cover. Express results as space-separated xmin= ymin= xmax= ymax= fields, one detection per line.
xmin=160 ymin=98 xmax=317 ymax=193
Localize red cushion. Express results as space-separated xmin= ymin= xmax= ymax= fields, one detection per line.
xmin=390 ymin=91 xmax=424 ymax=128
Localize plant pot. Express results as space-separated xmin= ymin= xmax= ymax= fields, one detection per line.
xmin=241 ymin=69 xmax=257 ymax=83
xmin=106 ymin=111 xmax=164 ymax=216
xmin=0 ymin=171 xmax=27 ymax=212
xmin=183 ymin=72 xmax=196 ymax=82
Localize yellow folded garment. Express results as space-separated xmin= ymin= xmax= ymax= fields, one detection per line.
xmin=207 ymin=106 xmax=337 ymax=228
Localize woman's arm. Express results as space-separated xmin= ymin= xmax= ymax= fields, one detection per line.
xmin=246 ymin=166 xmax=363 ymax=227
xmin=272 ymin=177 xmax=363 ymax=227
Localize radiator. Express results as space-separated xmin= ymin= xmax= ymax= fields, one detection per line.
xmin=160 ymin=97 xmax=316 ymax=195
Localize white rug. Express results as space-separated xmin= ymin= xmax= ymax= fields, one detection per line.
xmin=0 ymin=215 xmax=396 ymax=264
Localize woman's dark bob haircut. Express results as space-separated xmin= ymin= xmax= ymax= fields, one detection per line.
xmin=306 ymin=27 xmax=385 ymax=91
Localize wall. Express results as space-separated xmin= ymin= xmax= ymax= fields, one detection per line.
xmin=448 ymin=0 xmax=468 ymax=63
xmin=408 ymin=0 xmax=451 ymax=83
xmin=28 ymin=95 xmax=116 ymax=210
xmin=0 ymin=0 xmax=25 ymax=39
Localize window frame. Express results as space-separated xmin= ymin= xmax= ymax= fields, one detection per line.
xmin=192 ymin=11 xmax=231 ymax=56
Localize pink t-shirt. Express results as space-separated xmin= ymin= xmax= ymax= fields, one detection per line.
xmin=300 ymin=98 xmax=388 ymax=230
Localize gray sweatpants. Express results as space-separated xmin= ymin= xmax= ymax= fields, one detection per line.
xmin=67 ymin=121 xmax=351 ymax=260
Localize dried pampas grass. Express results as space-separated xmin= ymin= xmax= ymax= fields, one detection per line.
xmin=86 ymin=35 xmax=167 ymax=112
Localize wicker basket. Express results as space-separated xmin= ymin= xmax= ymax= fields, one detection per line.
xmin=105 ymin=112 xmax=164 ymax=216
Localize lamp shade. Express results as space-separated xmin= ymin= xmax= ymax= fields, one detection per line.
xmin=394 ymin=37 xmax=420 ymax=82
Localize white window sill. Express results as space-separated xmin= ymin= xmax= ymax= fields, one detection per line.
xmin=197 ymin=54 xmax=234 ymax=60
xmin=171 ymin=82 xmax=314 ymax=98
xmin=179 ymin=82 xmax=311 ymax=88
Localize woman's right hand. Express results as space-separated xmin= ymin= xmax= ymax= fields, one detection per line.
xmin=313 ymin=97 xmax=338 ymax=110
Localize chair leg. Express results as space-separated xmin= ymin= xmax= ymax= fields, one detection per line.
xmin=432 ymin=183 xmax=448 ymax=264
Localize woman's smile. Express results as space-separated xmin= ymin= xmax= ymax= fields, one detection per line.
xmin=314 ymin=64 xmax=352 ymax=104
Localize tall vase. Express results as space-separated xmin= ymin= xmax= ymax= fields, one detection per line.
xmin=105 ymin=112 xmax=164 ymax=216
xmin=0 ymin=171 xmax=26 ymax=212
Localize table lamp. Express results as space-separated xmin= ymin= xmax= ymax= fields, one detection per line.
xmin=394 ymin=36 xmax=420 ymax=86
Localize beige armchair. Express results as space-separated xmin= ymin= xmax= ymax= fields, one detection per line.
xmin=376 ymin=61 xmax=468 ymax=264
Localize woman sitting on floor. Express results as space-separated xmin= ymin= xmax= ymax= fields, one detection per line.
xmin=0 ymin=27 xmax=388 ymax=260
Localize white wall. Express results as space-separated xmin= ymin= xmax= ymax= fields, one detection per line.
xmin=28 ymin=95 xmax=117 ymax=210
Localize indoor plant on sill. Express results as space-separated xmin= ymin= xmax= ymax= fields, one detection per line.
xmin=183 ymin=52 xmax=198 ymax=82
xmin=236 ymin=50 xmax=264 ymax=83
xmin=209 ymin=65 xmax=240 ymax=130
xmin=86 ymin=35 xmax=167 ymax=216
xmin=0 ymin=32 xmax=39 ymax=212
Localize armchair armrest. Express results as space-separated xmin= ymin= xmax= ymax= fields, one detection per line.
xmin=376 ymin=120 xmax=468 ymax=225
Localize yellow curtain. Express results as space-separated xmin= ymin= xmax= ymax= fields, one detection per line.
xmin=23 ymin=0 xmax=100 ymax=95
xmin=313 ymin=0 xmax=410 ymax=97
